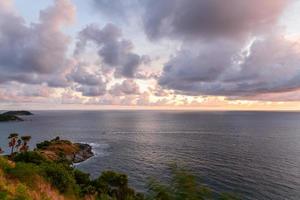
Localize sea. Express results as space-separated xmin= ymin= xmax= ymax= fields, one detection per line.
xmin=0 ymin=110 xmax=299 ymax=200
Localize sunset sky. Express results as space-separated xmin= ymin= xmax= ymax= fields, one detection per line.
xmin=1 ymin=0 xmax=300 ymax=110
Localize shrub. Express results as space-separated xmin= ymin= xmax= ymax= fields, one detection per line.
xmin=7 ymin=162 xmax=40 ymax=187
xmin=36 ymin=140 xmax=51 ymax=150
xmin=146 ymin=164 xmax=240 ymax=200
xmin=0 ymin=190 xmax=8 ymax=200
xmin=147 ymin=167 xmax=211 ymax=200
xmin=74 ymin=169 xmax=95 ymax=196
xmin=14 ymin=184 xmax=31 ymax=200
xmin=219 ymin=193 xmax=241 ymax=200
xmin=40 ymin=163 xmax=79 ymax=195
xmin=98 ymin=171 xmax=129 ymax=188
xmin=13 ymin=152 xmax=48 ymax=165
xmin=0 ymin=157 xmax=12 ymax=171
xmin=74 ymin=169 xmax=91 ymax=186
xmin=93 ymin=171 xmax=141 ymax=200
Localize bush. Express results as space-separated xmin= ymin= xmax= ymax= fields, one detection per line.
xmin=74 ymin=169 xmax=91 ymax=186
xmin=0 ymin=157 xmax=12 ymax=171
xmin=7 ymin=162 xmax=40 ymax=187
xmin=13 ymin=152 xmax=48 ymax=165
xmin=40 ymin=163 xmax=79 ymax=195
xmin=36 ymin=141 xmax=51 ymax=150
xmin=147 ymin=166 xmax=213 ymax=200
xmin=73 ymin=169 xmax=96 ymax=197
xmin=14 ymin=184 xmax=31 ymax=200
xmin=146 ymin=164 xmax=240 ymax=200
xmin=93 ymin=171 xmax=141 ymax=200
xmin=219 ymin=193 xmax=241 ymax=200
xmin=97 ymin=171 xmax=129 ymax=188
xmin=0 ymin=190 xmax=8 ymax=200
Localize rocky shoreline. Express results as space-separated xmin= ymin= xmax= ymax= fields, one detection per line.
xmin=70 ymin=143 xmax=94 ymax=163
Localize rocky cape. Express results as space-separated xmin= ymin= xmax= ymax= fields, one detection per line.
xmin=36 ymin=137 xmax=94 ymax=163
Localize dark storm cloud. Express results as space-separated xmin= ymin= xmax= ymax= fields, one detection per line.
xmin=76 ymin=23 xmax=146 ymax=78
xmin=142 ymin=0 xmax=290 ymax=40
xmin=0 ymin=0 xmax=75 ymax=87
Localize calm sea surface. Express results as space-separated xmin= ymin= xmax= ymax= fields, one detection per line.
xmin=0 ymin=110 xmax=299 ymax=199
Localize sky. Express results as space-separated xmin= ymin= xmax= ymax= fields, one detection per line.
xmin=1 ymin=0 xmax=300 ymax=110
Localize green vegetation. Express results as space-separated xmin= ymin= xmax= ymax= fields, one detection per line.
xmin=0 ymin=135 xmax=240 ymax=200
xmin=147 ymin=164 xmax=212 ymax=200
xmin=0 ymin=114 xmax=23 ymax=122
xmin=0 ymin=110 xmax=32 ymax=122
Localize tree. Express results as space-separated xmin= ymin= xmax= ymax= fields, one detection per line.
xmin=147 ymin=164 xmax=213 ymax=200
xmin=15 ymin=139 xmax=22 ymax=151
xmin=20 ymin=136 xmax=31 ymax=152
xmin=8 ymin=133 xmax=19 ymax=155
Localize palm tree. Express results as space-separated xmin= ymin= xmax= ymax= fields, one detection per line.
xmin=20 ymin=136 xmax=31 ymax=152
xmin=15 ymin=139 xmax=22 ymax=151
xmin=8 ymin=133 xmax=19 ymax=155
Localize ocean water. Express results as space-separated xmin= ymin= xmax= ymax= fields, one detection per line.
xmin=0 ymin=110 xmax=299 ymax=200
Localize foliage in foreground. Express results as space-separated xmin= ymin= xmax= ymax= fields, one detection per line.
xmin=0 ymin=138 xmax=239 ymax=200
xmin=147 ymin=164 xmax=240 ymax=200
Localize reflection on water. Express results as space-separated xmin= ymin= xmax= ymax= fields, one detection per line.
xmin=0 ymin=111 xmax=299 ymax=200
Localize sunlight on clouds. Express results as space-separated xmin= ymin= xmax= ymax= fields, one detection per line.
xmin=1 ymin=0 xmax=300 ymax=110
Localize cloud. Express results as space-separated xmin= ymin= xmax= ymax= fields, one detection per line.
xmin=76 ymin=85 xmax=106 ymax=97
xmin=75 ymin=23 xmax=147 ymax=78
xmin=67 ymin=62 xmax=107 ymax=97
xmin=150 ymin=0 xmax=300 ymax=101
xmin=159 ymin=34 xmax=300 ymax=98
xmin=68 ymin=63 xmax=104 ymax=86
xmin=0 ymin=0 xmax=75 ymax=86
xmin=142 ymin=0 xmax=291 ymax=40
xmin=110 ymin=79 xmax=140 ymax=96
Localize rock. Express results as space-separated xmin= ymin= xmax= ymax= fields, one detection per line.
xmin=73 ymin=143 xmax=94 ymax=163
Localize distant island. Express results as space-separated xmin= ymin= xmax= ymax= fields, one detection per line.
xmin=0 ymin=110 xmax=33 ymax=122
xmin=2 ymin=110 xmax=33 ymax=116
